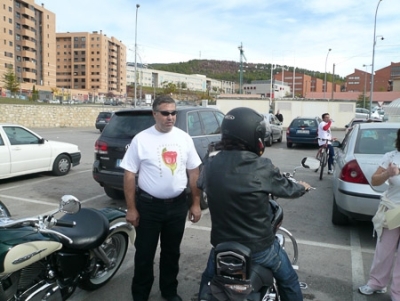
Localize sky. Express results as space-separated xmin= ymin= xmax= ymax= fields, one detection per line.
xmin=42 ymin=0 xmax=400 ymax=78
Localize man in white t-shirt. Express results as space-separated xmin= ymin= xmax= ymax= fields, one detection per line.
xmin=120 ymin=95 xmax=202 ymax=301
xmin=318 ymin=113 xmax=335 ymax=174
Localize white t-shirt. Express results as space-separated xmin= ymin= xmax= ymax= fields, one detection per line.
xmin=380 ymin=150 xmax=400 ymax=203
xmin=318 ymin=121 xmax=332 ymax=146
xmin=120 ymin=126 xmax=201 ymax=199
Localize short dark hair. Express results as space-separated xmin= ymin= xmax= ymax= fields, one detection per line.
xmin=152 ymin=95 xmax=176 ymax=111
xmin=322 ymin=113 xmax=329 ymax=119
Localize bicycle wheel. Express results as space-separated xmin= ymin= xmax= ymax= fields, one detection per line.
xmin=315 ymin=148 xmax=322 ymax=172
xmin=319 ymin=149 xmax=327 ymax=180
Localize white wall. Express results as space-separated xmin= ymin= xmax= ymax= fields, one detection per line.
xmin=216 ymin=98 xmax=356 ymax=129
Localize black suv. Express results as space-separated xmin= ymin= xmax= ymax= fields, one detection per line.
xmin=95 ymin=112 xmax=113 ymax=132
xmin=92 ymin=106 xmax=225 ymax=208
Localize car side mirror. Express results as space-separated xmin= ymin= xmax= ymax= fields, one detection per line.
xmin=332 ymin=140 xmax=341 ymax=147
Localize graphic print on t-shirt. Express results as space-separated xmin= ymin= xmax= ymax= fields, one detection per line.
xmin=161 ymin=147 xmax=177 ymax=175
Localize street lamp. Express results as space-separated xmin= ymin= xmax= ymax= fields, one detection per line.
xmin=363 ymin=64 xmax=372 ymax=109
xmin=134 ymin=4 xmax=140 ymax=108
xmin=370 ymin=0 xmax=383 ymax=117
xmin=270 ymin=64 xmax=275 ymax=109
xmin=324 ymin=48 xmax=331 ymax=99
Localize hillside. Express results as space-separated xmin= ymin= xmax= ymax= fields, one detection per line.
xmin=149 ymin=59 xmax=345 ymax=84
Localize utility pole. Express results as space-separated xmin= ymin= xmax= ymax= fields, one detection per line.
xmin=238 ymin=43 xmax=246 ymax=94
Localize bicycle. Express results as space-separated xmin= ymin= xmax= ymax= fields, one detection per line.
xmin=315 ymin=138 xmax=332 ymax=180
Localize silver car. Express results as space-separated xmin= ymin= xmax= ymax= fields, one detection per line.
xmin=332 ymin=122 xmax=400 ymax=225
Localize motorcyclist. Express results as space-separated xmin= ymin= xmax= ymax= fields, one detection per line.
xmin=197 ymin=107 xmax=311 ymax=301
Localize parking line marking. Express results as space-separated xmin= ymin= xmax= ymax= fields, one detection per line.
xmin=351 ymin=228 xmax=368 ymax=301
xmin=0 ymin=194 xmax=58 ymax=207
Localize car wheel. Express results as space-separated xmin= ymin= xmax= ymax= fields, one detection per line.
xmin=52 ymin=154 xmax=71 ymax=176
xmin=104 ymin=187 xmax=125 ymax=200
xmin=277 ymin=132 xmax=282 ymax=143
xmin=265 ymin=134 xmax=272 ymax=147
xmin=286 ymin=142 xmax=293 ymax=148
xmin=332 ymin=196 xmax=350 ymax=225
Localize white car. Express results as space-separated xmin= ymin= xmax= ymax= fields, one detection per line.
xmin=0 ymin=124 xmax=81 ymax=180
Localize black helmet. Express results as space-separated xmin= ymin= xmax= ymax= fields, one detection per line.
xmin=221 ymin=107 xmax=266 ymax=156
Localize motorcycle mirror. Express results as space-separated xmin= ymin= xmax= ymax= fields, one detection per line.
xmin=60 ymin=195 xmax=81 ymax=214
xmin=301 ymin=157 xmax=320 ymax=170
xmin=0 ymin=201 xmax=11 ymax=219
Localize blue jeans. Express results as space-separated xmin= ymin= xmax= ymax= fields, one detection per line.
xmin=199 ymin=239 xmax=303 ymax=301
xmin=327 ymin=144 xmax=334 ymax=171
xmin=131 ymin=194 xmax=188 ymax=300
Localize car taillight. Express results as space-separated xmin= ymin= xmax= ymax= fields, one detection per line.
xmin=95 ymin=140 xmax=108 ymax=154
xmin=339 ymin=160 xmax=369 ymax=184
xmin=106 ymin=117 xmax=110 ymax=122
xmin=286 ymin=127 xmax=290 ymax=135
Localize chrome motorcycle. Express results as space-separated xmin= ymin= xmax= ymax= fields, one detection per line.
xmin=199 ymin=157 xmax=319 ymax=301
xmin=0 ymin=195 xmax=135 ymax=301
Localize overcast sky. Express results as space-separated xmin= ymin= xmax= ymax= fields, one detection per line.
xmin=42 ymin=0 xmax=399 ymax=78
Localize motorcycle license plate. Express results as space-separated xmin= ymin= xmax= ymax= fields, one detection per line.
xmin=296 ymin=130 xmax=309 ymax=134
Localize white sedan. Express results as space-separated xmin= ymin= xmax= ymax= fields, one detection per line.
xmin=0 ymin=124 xmax=81 ymax=180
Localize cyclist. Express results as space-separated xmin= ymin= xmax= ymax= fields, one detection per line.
xmin=318 ymin=113 xmax=335 ymax=174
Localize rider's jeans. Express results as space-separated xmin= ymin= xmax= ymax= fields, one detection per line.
xmin=198 ymin=238 xmax=303 ymax=301
xmin=327 ymin=144 xmax=335 ymax=170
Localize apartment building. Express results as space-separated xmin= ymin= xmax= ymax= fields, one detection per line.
xmin=346 ymin=62 xmax=400 ymax=93
xmin=0 ymin=0 xmax=56 ymax=88
xmin=126 ymin=64 xmax=235 ymax=94
xmin=56 ymin=31 xmax=126 ymax=95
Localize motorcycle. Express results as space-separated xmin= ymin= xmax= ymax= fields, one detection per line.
xmin=199 ymin=157 xmax=319 ymax=301
xmin=0 ymin=195 xmax=135 ymax=301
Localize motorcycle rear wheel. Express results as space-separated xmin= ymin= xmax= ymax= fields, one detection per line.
xmin=79 ymin=232 xmax=128 ymax=290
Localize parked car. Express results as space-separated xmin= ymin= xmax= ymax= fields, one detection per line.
xmin=92 ymin=106 xmax=225 ymax=209
xmin=355 ymin=108 xmax=370 ymax=119
xmin=95 ymin=111 xmax=113 ymax=132
xmin=262 ymin=113 xmax=283 ymax=146
xmin=0 ymin=124 xmax=81 ymax=180
xmin=344 ymin=117 xmax=382 ymax=134
xmin=332 ymin=122 xmax=400 ymax=225
xmin=286 ymin=116 xmax=322 ymax=148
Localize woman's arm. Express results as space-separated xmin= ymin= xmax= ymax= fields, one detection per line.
xmin=371 ymin=164 xmax=399 ymax=186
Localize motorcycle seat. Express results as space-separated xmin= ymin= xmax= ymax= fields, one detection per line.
xmin=53 ymin=208 xmax=110 ymax=250
xmin=250 ymin=264 xmax=274 ymax=291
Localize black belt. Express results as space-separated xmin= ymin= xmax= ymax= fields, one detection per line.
xmin=137 ymin=188 xmax=186 ymax=203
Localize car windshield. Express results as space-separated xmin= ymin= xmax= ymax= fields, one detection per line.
xmin=355 ymin=128 xmax=397 ymax=154
xmin=101 ymin=112 xmax=155 ymax=139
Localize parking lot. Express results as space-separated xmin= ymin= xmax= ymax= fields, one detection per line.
xmin=0 ymin=127 xmax=392 ymax=301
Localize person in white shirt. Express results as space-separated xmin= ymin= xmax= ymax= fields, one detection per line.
xmin=318 ymin=113 xmax=335 ymax=174
xmin=359 ymin=129 xmax=400 ymax=300
xmin=120 ymin=95 xmax=202 ymax=301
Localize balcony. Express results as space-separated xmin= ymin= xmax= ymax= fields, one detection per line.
xmin=22 ymin=71 xmax=36 ymax=80
xmin=21 ymin=28 xmax=35 ymax=39
xmin=21 ymin=50 xmax=35 ymax=59
xmin=21 ymin=39 xmax=35 ymax=49
xmin=21 ymin=7 xmax=35 ymax=18
xmin=21 ymin=17 xmax=35 ymax=28
xmin=22 ymin=60 xmax=35 ymax=69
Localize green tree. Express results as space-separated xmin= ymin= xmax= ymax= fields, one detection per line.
xmin=356 ymin=93 xmax=370 ymax=110
xmin=2 ymin=67 xmax=20 ymax=96
xmin=32 ymin=85 xmax=39 ymax=102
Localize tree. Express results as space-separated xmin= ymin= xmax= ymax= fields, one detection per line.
xmin=2 ymin=67 xmax=20 ymax=96
xmin=32 ymin=85 xmax=39 ymax=102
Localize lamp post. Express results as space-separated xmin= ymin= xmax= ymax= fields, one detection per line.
xmin=324 ymin=48 xmax=331 ymax=99
xmin=370 ymin=0 xmax=383 ymax=117
xmin=363 ymin=64 xmax=372 ymax=109
xmin=134 ymin=4 xmax=140 ymax=108
xmin=270 ymin=64 xmax=275 ymax=109
xmin=292 ymin=66 xmax=296 ymax=98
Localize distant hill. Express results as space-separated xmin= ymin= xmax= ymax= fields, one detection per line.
xmin=148 ymin=59 xmax=345 ymax=84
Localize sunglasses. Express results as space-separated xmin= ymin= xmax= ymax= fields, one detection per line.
xmin=157 ymin=110 xmax=177 ymax=116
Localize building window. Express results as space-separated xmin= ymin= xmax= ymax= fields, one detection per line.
xmin=9 ymin=18 xmax=12 ymax=23
xmin=9 ymin=41 xmax=12 ymax=46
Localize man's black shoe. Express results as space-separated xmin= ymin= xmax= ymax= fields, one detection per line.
xmin=162 ymin=294 xmax=183 ymax=301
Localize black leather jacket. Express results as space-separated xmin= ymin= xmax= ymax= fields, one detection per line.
xmin=198 ymin=150 xmax=306 ymax=253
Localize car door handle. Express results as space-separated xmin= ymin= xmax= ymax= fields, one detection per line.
xmin=11 ymin=147 xmax=21 ymax=151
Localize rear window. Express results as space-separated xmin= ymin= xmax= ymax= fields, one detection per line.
xmin=101 ymin=112 xmax=155 ymax=139
xmin=291 ymin=119 xmax=318 ymax=128
xmin=355 ymin=128 xmax=397 ymax=154
xmin=98 ymin=112 xmax=112 ymax=118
